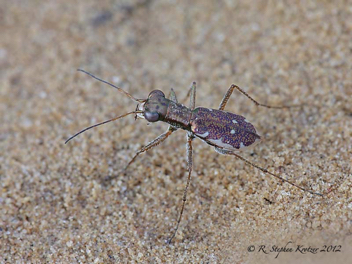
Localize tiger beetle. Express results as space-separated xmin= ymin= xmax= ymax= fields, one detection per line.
xmin=66 ymin=69 xmax=324 ymax=243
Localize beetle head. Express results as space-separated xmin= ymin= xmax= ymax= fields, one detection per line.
xmin=137 ymin=90 xmax=169 ymax=122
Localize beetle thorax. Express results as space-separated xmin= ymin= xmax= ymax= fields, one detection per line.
xmin=164 ymin=101 xmax=192 ymax=129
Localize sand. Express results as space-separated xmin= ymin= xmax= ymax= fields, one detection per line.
xmin=1 ymin=0 xmax=351 ymax=263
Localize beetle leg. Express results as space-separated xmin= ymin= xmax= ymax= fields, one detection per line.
xmin=123 ymin=126 xmax=177 ymax=172
xmin=189 ymin=82 xmax=196 ymax=110
xmin=214 ymin=147 xmax=323 ymax=196
xmin=168 ymin=132 xmax=194 ymax=243
xmin=180 ymin=82 xmax=197 ymax=107
xmin=169 ymin=88 xmax=178 ymax=103
xmin=219 ymin=84 xmax=301 ymax=111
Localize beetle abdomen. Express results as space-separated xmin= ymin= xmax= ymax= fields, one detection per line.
xmin=190 ymin=107 xmax=261 ymax=151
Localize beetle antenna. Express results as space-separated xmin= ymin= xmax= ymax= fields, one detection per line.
xmin=65 ymin=111 xmax=142 ymax=144
xmin=77 ymin=69 xmax=146 ymax=103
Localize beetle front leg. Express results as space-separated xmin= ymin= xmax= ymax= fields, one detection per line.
xmin=123 ymin=126 xmax=177 ymax=172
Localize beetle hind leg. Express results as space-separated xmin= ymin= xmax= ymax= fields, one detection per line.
xmin=215 ymin=147 xmax=323 ymax=196
xmin=219 ymin=84 xmax=301 ymax=111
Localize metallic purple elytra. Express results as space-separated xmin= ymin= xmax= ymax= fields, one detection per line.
xmin=190 ymin=107 xmax=261 ymax=151
xmin=66 ymin=71 xmax=324 ymax=244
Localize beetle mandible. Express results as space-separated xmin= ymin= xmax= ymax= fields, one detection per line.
xmin=66 ymin=69 xmax=323 ymax=243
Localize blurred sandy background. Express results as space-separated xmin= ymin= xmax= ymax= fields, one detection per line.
xmin=1 ymin=0 xmax=351 ymax=263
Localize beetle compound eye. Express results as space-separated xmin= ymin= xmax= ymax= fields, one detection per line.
xmin=148 ymin=90 xmax=165 ymax=98
xmin=145 ymin=112 xmax=160 ymax=122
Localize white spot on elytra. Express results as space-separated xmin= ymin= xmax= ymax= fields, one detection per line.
xmin=240 ymin=142 xmax=246 ymax=149
xmin=209 ymin=109 xmax=213 ymax=111
xmin=232 ymin=120 xmax=238 ymax=124
xmin=196 ymin=131 xmax=209 ymax=138
xmin=230 ymin=130 xmax=235 ymax=134
xmin=244 ymin=119 xmax=250 ymax=123
xmin=208 ymin=138 xmax=234 ymax=150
